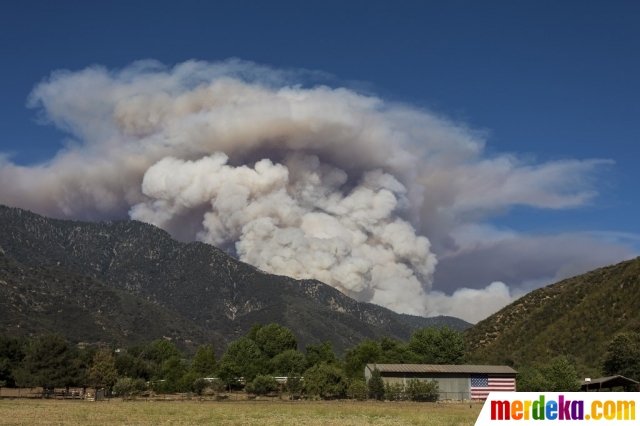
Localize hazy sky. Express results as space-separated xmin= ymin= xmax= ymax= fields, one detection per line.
xmin=1 ymin=1 xmax=638 ymax=321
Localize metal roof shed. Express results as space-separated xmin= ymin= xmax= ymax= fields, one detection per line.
xmin=581 ymin=376 xmax=639 ymax=391
xmin=364 ymin=364 xmax=517 ymax=400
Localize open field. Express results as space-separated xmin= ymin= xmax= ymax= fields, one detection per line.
xmin=0 ymin=399 xmax=482 ymax=426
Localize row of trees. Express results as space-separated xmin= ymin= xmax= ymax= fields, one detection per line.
xmin=344 ymin=327 xmax=465 ymax=379
xmin=0 ymin=324 xmax=463 ymax=398
xmin=4 ymin=325 xmax=633 ymax=396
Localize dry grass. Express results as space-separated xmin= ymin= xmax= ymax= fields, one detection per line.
xmin=0 ymin=399 xmax=483 ymax=425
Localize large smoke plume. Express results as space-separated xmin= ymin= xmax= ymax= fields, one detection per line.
xmin=0 ymin=60 xmax=634 ymax=322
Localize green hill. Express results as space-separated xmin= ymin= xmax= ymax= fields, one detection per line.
xmin=464 ymin=257 xmax=640 ymax=375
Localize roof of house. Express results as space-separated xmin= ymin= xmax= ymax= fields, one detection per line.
xmin=581 ymin=375 xmax=639 ymax=390
xmin=365 ymin=364 xmax=517 ymax=375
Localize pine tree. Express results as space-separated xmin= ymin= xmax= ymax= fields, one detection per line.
xmin=367 ymin=367 xmax=385 ymax=400
xmin=13 ymin=334 xmax=84 ymax=389
xmin=87 ymin=348 xmax=118 ymax=389
xmin=603 ymin=333 xmax=640 ymax=382
xmin=544 ymin=357 xmax=580 ymax=392
xmin=191 ymin=344 xmax=217 ymax=376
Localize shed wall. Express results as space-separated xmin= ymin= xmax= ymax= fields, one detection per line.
xmin=380 ymin=372 xmax=470 ymax=395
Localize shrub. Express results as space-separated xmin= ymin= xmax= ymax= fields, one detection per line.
xmin=406 ymin=378 xmax=438 ymax=401
xmin=347 ymin=380 xmax=367 ymax=400
xmin=113 ymin=377 xmax=133 ymax=400
xmin=206 ymin=379 xmax=223 ymax=395
xmin=132 ymin=378 xmax=147 ymax=394
xmin=247 ymin=375 xmax=279 ymax=396
xmin=304 ymin=363 xmax=347 ymax=399
xmin=384 ymin=382 xmax=406 ymax=401
xmin=193 ymin=378 xmax=209 ymax=396
xmin=286 ymin=375 xmax=303 ymax=396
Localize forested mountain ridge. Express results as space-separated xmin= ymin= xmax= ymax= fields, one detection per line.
xmin=464 ymin=256 xmax=640 ymax=374
xmin=0 ymin=251 xmax=223 ymax=349
xmin=0 ymin=205 xmax=470 ymax=354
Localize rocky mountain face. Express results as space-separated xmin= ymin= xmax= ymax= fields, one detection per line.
xmin=0 ymin=205 xmax=470 ymax=354
xmin=464 ymin=256 xmax=640 ymax=374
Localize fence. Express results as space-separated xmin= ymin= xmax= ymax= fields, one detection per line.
xmin=383 ymin=391 xmax=470 ymax=401
xmin=439 ymin=391 xmax=471 ymax=401
xmin=1 ymin=387 xmax=475 ymax=403
xmin=0 ymin=387 xmax=99 ymax=400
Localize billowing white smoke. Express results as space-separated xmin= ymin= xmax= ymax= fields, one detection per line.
xmin=0 ymin=59 xmax=628 ymax=322
xmin=130 ymin=153 xmax=436 ymax=314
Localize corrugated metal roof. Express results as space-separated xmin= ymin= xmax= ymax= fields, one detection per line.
xmin=365 ymin=364 xmax=517 ymax=374
xmin=581 ymin=375 xmax=639 ymax=386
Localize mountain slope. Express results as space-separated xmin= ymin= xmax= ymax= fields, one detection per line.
xmin=464 ymin=257 xmax=640 ymax=373
xmin=0 ymin=251 xmax=223 ymax=350
xmin=0 ymin=205 xmax=470 ymax=354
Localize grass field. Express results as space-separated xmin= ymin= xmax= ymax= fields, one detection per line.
xmin=0 ymin=399 xmax=483 ymax=425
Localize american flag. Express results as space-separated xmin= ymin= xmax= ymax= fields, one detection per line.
xmin=470 ymin=374 xmax=516 ymax=400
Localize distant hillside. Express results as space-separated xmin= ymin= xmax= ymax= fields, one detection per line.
xmin=464 ymin=257 xmax=640 ymax=374
xmin=0 ymin=205 xmax=470 ymax=354
xmin=0 ymin=251 xmax=222 ymax=351
xmin=396 ymin=313 xmax=471 ymax=331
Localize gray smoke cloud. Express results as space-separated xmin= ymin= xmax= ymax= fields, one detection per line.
xmin=0 ymin=59 xmax=634 ymax=322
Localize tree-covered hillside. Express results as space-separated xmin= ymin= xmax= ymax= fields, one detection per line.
xmin=464 ymin=256 xmax=640 ymax=376
xmin=0 ymin=251 xmax=222 ymax=351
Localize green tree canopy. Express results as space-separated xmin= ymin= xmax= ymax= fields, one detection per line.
xmin=190 ymin=344 xmax=217 ymax=376
xmin=516 ymin=366 xmax=551 ymax=392
xmin=217 ymin=360 xmax=242 ymax=389
xmin=246 ymin=374 xmax=279 ymax=395
xmin=544 ymin=357 xmax=581 ymax=392
xmin=286 ymin=374 xmax=303 ymax=396
xmin=269 ymin=349 xmax=306 ymax=375
xmin=305 ymin=341 xmax=339 ymax=369
xmin=518 ymin=357 xmax=580 ymax=392
xmin=435 ymin=327 xmax=466 ymax=364
xmin=344 ymin=340 xmax=382 ymax=379
xmin=87 ymin=348 xmax=118 ymax=388
xmin=379 ymin=337 xmax=420 ymax=364
xmin=221 ymin=338 xmax=267 ymax=382
xmin=13 ymin=334 xmax=84 ymax=388
xmin=249 ymin=323 xmax=298 ymax=359
xmin=0 ymin=335 xmax=24 ymax=387
xmin=367 ymin=368 xmax=385 ymax=400
xmin=603 ymin=332 xmax=640 ymax=382
xmin=113 ymin=377 xmax=133 ymax=400
xmin=247 ymin=323 xmax=263 ymax=341
xmin=148 ymin=340 xmax=181 ymax=364
xmin=114 ymin=352 xmax=152 ymax=380
xmin=161 ymin=356 xmax=187 ymax=383
xmin=153 ymin=356 xmax=187 ymax=393
xmin=303 ymin=363 xmax=347 ymax=399
xmin=408 ymin=326 xmax=465 ymax=364
xmin=192 ymin=377 xmax=209 ymax=396
xmin=347 ymin=379 xmax=367 ymax=400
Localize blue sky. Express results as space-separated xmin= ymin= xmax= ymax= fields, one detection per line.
xmin=0 ymin=0 xmax=638 ymax=320
xmin=2 ymin=0 xmax=638 ymax=236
